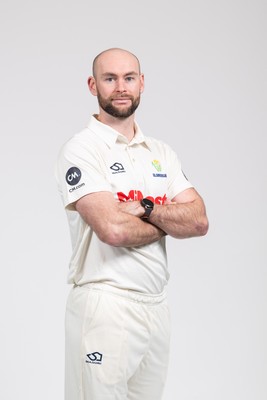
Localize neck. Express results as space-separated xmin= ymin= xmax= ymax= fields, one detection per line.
xmin=97 ymin=110 xmax=135 ymax=141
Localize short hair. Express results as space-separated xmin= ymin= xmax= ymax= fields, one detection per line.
xmin=92 ymin=48 xmax=141 ymax=77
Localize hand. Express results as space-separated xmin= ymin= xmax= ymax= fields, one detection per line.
xmin=117 ymin=200 xmax=144 ymax=218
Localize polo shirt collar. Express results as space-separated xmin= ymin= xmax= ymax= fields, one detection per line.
xmin=87 ymin=115 xmax=151 ymax=150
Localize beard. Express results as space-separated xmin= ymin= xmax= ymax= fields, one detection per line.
xmin=97 ymin=92 xmax=140 ymax=119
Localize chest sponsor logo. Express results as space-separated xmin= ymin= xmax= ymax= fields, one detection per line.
xmin=110 ymin=162 xmax=125 ymax=174
xmin=117 ymin=190 xmax=167 ymax=205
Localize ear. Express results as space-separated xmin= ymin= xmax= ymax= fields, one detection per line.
xmin=88 ymin=76 xmax=97 ymax=96
xmin=139 ymin=73 xmax=145 ymax=93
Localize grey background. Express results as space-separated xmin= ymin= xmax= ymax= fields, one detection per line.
xmin=1 ymin=0 xmax=266 ymax=399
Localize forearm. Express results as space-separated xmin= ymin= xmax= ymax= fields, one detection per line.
xmin=148 ymin=197 xmax=209 ymax=239
xmin=75 ymin=195 xmax=166 ymax=248
xmin=108 ymin=213 xmax=166 ymax=247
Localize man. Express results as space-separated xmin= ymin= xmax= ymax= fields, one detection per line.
xmin=55 ymin=48 xmax=208 ymax=400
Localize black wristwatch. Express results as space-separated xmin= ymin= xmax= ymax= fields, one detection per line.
xmin=140 ymin=198 xmax=154 ymax=219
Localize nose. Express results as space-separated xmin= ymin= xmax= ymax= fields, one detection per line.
xmin=115 ymin=78 xmax=126 ymax=94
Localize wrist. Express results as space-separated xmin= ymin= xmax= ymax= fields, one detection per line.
xmin=140 ymin=198 xmax=154 ymax=220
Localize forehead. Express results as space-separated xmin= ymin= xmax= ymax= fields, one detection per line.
xmin=95 ymin=50 xmax=140 ymax=76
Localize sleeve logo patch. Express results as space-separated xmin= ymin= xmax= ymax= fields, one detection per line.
xmin=65 ymin=167 xmax=82 ymax=186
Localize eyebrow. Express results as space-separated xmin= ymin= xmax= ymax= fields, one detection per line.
xmin=101 ymin=71 xmax=139 ymax=78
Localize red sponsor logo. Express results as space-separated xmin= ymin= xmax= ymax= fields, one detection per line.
xmin=117 ymin=190 xmax=167 ymax=205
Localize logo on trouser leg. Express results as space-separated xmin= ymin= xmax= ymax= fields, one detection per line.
xmin=86 ymin=352 xmax=103 ymax=364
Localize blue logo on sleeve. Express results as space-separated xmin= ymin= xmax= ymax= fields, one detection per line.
xmin=66 ymin=167 xmax=82 ymax=186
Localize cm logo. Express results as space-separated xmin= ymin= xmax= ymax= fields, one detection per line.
xmin=65 ymin=167 xmax=82 ymax=186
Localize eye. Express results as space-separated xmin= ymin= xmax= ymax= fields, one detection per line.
xmin=105 ymin=77 xmax=115 ymax=82
xmin=125 ymin=76 xmax=134 ymax=82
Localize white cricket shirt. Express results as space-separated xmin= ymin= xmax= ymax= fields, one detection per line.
xmin=55 ymin=116 xmax=193 ymax=294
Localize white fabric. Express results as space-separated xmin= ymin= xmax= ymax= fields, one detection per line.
xmin=65 ymin=284 xmax=171 ymax=400
xmin=55 ymin=116 xmax=193 ymax=293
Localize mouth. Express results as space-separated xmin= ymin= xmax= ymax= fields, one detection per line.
xmin=112 ymin=98 xmax=131 ymax=104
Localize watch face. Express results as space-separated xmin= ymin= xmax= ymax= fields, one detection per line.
xmin=141 ymin=198 xmax=154 ymax=219
xmin=142 ymin=198 xmax=154 ymax=208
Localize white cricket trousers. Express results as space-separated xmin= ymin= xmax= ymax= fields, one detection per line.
xmin=65 ymin=283 xmax=171 ymax=400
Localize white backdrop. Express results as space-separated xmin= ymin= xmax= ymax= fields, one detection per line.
xmin=1 ymin=1 xmax=266 ymax=399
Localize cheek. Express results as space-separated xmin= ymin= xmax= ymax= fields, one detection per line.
xmin=132 ymin=83 xmax=143 ymax=95
xmin=97 ymin=86 xmax=115 ymax=98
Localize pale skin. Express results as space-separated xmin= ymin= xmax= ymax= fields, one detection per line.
xmin=75 ymin=48 xmax=209 ymax=247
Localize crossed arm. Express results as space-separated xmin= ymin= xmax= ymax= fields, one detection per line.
xmin=75 ymin=187 xmax=209 ymax=247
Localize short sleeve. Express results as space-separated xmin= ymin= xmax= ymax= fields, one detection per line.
xmin=55 ymin=136 xmax=112 ymax=210
xmin=166 ymin=145 xmax=193 ymax=200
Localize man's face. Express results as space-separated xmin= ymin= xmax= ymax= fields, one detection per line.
xmin=90 ymin=50 xmax=144 ymax=119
